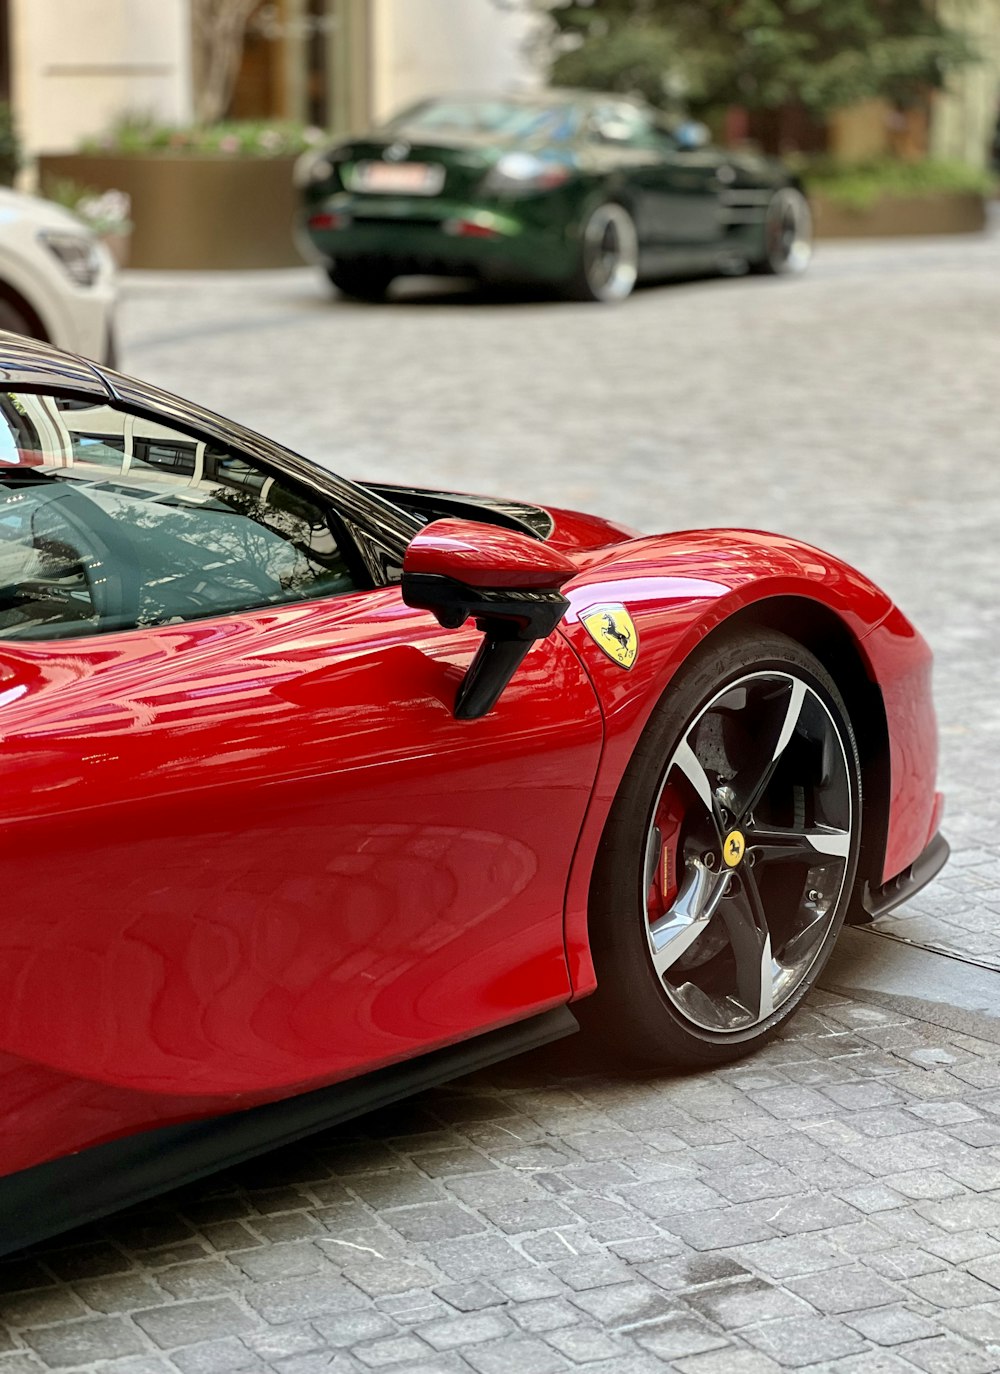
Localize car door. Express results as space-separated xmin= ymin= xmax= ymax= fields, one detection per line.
xmin=0 ymin=389 xmax=604 ymax=1177
xmin=588 ymin=103 xmax=721 ymax=254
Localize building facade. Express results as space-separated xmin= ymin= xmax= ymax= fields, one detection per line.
xmin=7 ymin=0 xmax=537 ymax=157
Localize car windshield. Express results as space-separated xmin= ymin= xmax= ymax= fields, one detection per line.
xmin=389 ymin=98 xmax=578 ymax=142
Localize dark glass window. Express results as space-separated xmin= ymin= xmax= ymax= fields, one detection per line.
xmin=0 ymin=393 xmax=356 ymax=640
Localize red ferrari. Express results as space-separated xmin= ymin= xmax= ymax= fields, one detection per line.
xmin=0 ymin=337 xmax=945 ymax=1256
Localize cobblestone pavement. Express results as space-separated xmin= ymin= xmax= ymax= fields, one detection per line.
xmin=1 ymin=230 xmax=997 ymax=1374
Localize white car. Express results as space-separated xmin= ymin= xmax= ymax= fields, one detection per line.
xmin=0 ymin=187 xmax=117 ymax=364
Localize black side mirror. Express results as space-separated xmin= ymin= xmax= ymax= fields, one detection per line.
xmin=401 ymin=518 xmax=576 ymax=720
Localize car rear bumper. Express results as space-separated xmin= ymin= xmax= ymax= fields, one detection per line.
xmin=299 ymin=194 xmax=577 ymax=285
xmin=863 ymin=830 xmax=950 ymax=920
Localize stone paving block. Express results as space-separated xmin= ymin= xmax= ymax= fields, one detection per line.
xmin=0 ymin=1357 xmax=48 ymax=1374
xmin=548 ymin=1256 xmax=632 ymax=1291
xmin=72 ymin=1274 xmax=166 ymax=1313
xmin=431 ymin=1281 xmax=504 ymax=1312
xmin=785 ymin=1266 xmax=903 ymax=1315
xmin=415 ymin=1237 xmax=526 ymax=1281
xmin=756 ymin=1194 xmax=862 ymax=1236
xmin=23 ymin=1317 xmax=146 ymax=1367
xmin=476 ymin=1201 xmax=574 ymax=1235
xmin=0 ymin=1289 xmax=88 ymax=1330
xmin=683 ymin=1277 xmax=811 ymax=1328
xmin=742 ymin=1315 xmax=868 ymax=1367
xmin=491 ymin=1271 xmax=565 ymax=1302
xmin=415 ymin=1311 xmax=513 ymax=1351
xmin=904 ymin=1269 xmax=1000 ymax=1310
xmin=842 ymin=1303 xmax=940 ymax=1345
xmin=133 ymin=1300 xmax=256 ymax=1350
xmin=615 ymin=1179 xmax=724 ymax=1220
xmin=568 ymin=1279 xmax=677 ymax=1328
xmin=672 ymin=1350 xmax=783 ymax=1374
xmin=242 ymin=1323 xmax=328 ymax=1360
xmin=916 ymin=1194 xmax=1000 ymax=1234
xmin=939 ymin=1301 xmax=1000 ymax=1344
xmin=170 ymin=1337 xmax=264 ymax=1374
xmin=633 ymin=1316 xmax=731 ymax=1361
xmin=269 ymin=1352 xmax=359 ymax=1374
xmin=352 ymin=1333 xmax=433 ymax=1367
xmin=507 ymin=1299 xmax=580 ymax=1334
xmin=382 ymin=1205 xmax=484 ymax=1243
xmin=461 ymin=1335 xmax=570 ymax=1374
xmin=543 ymin=1325 xmax=629 ymax=1362
xmin=243 ymin=1274 xmax=365 ymax=1324
xmin=865 ymin=1249 xmax=946 ymax=1281
xmin=36 ymin=1248 xmax=131 ymax=1284
xmin=234 ymin=1245 xmax=325 ymax=1283
xmin=727 ymin=1235 xmax=846 ymax=1280
xmin=897 ymin=1334 xmax=998 ymax=1373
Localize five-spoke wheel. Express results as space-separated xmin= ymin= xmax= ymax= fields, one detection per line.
xmin=582 ymin=630 xmax=861 ymax=1067
xmin=753 ymin=187 xmax=813 ymax=276
xmin=568 ymin=202 xmax=639 ymax=303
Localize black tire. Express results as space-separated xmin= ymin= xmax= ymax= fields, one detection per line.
xmin=564 ymin=201 xmax=639 ymax=303
xmin=579 ymin=628 xmax=862 ymax=1069
xmin=751 ymin=187 xmax=813 ymax=276
xmin=326 ymin=262 xmax=395 ymax=302
xmin=0 ymin=297 xmax=39 ymax=340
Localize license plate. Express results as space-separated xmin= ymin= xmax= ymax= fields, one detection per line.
xmin=349 ymin=161 xmax=446 ymax=195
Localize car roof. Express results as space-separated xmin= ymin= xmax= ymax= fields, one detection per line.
xmin=0 ymin=332 xmax=111 ymax=395
xmin=402 ymin=88 xmax=652 ymax=113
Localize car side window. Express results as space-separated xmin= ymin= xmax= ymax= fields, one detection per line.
xmin=0 ymin=392 xmax=358 ymax=641
xmin=588 ymin=103 xmax=665 ymax=151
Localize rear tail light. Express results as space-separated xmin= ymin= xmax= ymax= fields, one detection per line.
xmin=442 ymin=219 xmax=501 ymax=239
xmin=308 ymin=212 xmax=350 ymax=231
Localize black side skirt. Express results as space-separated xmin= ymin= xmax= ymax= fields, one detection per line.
xmin=0 ymin=1005 xmax=579 ymax=1260
xmin=863 ymin=831 xmax=950 ymax=921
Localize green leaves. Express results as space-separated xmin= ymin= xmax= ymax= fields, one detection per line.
xmin=545 ymin=0 xmax=978 ymax=115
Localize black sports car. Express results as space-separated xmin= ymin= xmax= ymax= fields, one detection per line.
xmin=297 ymin=90 xmax=813 ymax=302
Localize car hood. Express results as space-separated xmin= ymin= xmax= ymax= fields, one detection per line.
xmin=0 ymin=187 xmax=92 ymax=235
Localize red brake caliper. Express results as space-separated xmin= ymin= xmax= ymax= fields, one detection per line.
xmin=647 ymin=782 xmax=685 ymax=923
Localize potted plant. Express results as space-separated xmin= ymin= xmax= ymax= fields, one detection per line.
xmin=804 ymin=158 xmax=995 ymax=238
xmin=40 ymin=178 xmax=133 ymax=268
xmin=37 ymin=117 xmax=326 ymax=270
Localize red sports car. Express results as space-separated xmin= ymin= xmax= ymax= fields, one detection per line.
xmin=0 ymin=337 xmax=946 ymax=1256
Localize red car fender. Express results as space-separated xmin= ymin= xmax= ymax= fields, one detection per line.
xmin=555 ymin=528 xmax=939 ymax=997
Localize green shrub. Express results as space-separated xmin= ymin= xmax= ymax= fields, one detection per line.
xmin=804 ymin=157 xmax=996 ymax=210
xmin=80 ymin=114 xmax=327 ymax=159
xmin=0 ymin=103 xmax=22 ymax=186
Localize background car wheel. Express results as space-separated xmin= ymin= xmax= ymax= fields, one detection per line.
xmin=580 ymin=629 xmax=861 ymax=1069
xmin=566 ymin=202 xmax=639 ymax=303
xmin=326 ymin=262 xmax=395 ymax=302
xmin=0 ymin=295 xmax=40 ymax=341
xmin=752 ymin=187 xmax=813 ymax=276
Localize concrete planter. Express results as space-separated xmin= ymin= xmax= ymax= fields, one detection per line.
xmin=812 ymin=190 xmax=987 ymax=239
xmin=37 ymin=154 xmax=304 ymax=270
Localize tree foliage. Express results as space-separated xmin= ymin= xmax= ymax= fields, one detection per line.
xmin=539 ymin=0 xmax=978 ymax=115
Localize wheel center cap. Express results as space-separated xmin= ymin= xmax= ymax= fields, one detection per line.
xmin=723 ymin=830 xmax=746 ymax=867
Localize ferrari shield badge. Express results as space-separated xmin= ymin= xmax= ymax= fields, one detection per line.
xmin=581 ymin=604 xmax=638 ymax=669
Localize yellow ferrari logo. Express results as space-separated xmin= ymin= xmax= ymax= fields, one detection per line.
xmin=723 ymin=831 xmax=746 ymax=867
xmin=581 ymin=604 xmax=638 ymax=669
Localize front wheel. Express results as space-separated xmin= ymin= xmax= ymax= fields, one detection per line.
xmin=752 ymin=187 xmax=813 ymax=276
xmin=581 ymin=629 xmax=861 ymax=1068
xmin=326 ymin=262 xmax=395 ymax=302
xmin=565 ymin=202 xmax=639 ymax=303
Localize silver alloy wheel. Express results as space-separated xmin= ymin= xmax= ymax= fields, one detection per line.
xmin=765 ymin=188 xmax=813 ymax=274
xmin=643 ymin=670 xmax=852 ymax=1034
xmin=582 ymin=203 xmax=639 ymax=302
